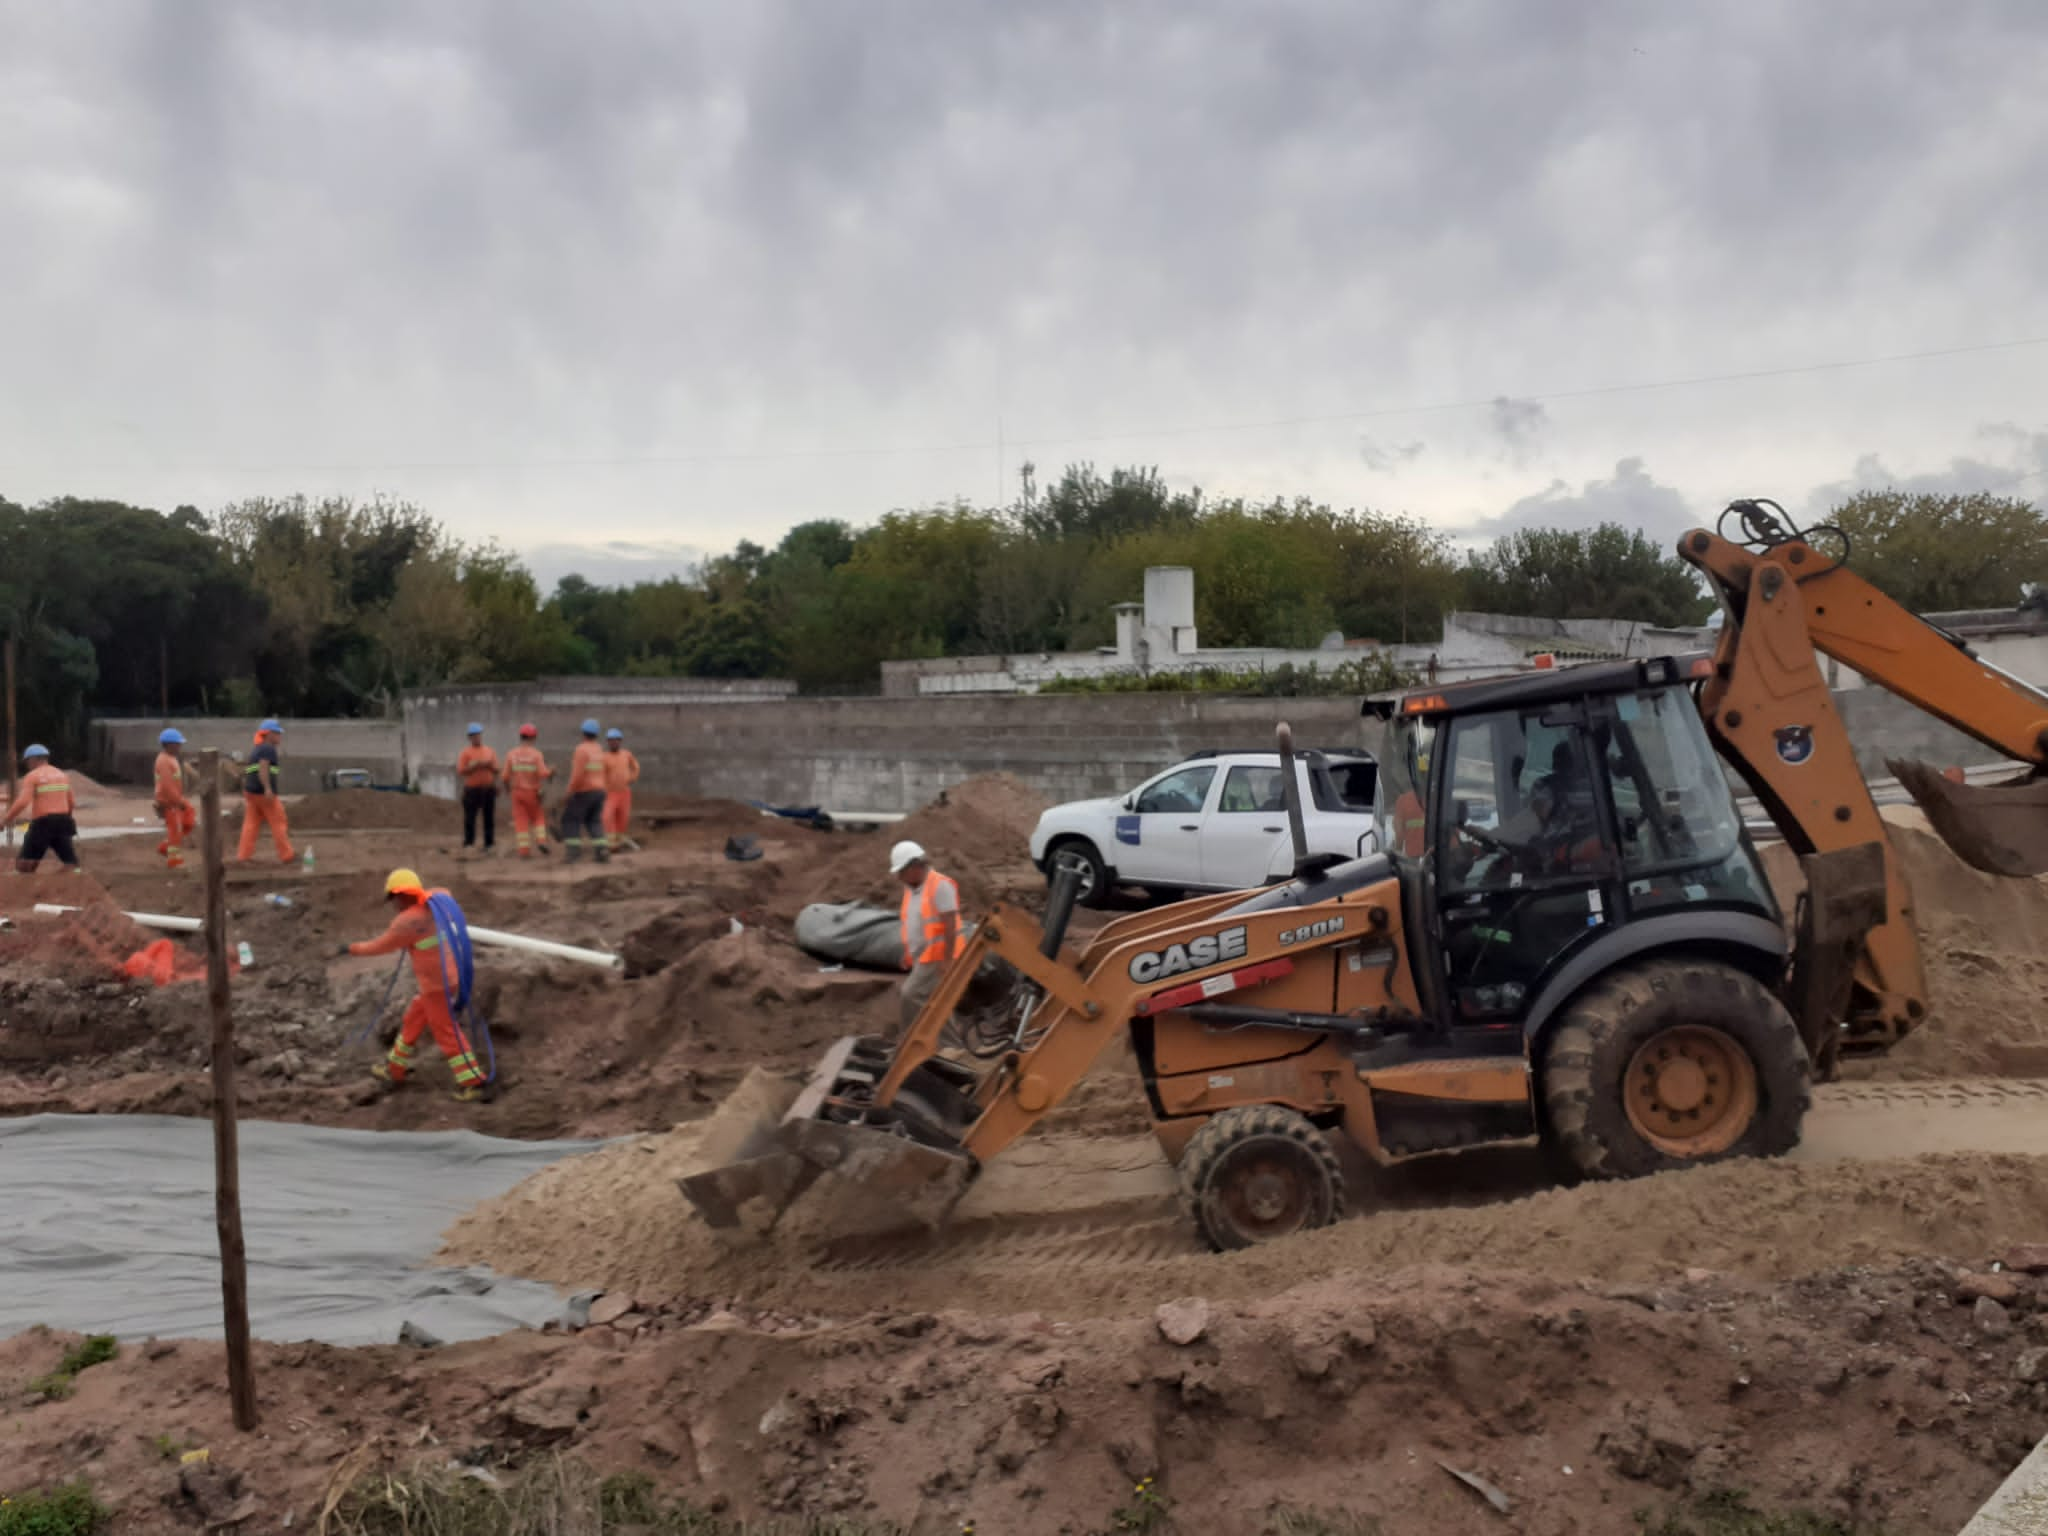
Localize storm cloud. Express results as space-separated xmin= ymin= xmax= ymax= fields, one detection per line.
xmin=1 ymin=1 xmax=2044 ymax=570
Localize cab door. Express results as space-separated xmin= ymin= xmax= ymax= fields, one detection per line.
xmin=1201 ymin=761 xmax=1293 ymax=889
xmin=1431 ymin=704 xmax=1621 ymax=1028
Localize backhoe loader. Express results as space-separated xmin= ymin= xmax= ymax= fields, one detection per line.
xmin=682 ymin=499 xmax=2048 ymax=1251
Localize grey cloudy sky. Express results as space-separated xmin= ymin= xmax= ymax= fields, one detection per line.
xmin=3 ymin=1 xmax=2045 ymax=586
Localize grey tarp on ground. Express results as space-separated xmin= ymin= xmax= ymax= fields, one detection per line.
xmin=794 ymin=902 xmax=908 ymax=970
xmin=0 ymin=1114 xmax=594 ymax=1346
xmin=794 ymin=902 xmax=988 ymax=972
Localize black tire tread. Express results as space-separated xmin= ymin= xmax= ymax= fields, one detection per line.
xmin=1543 ymin=957 xmax=1812 ymax=1181
xmin=1177 ymin=1103 xmax=1347 ymax=1251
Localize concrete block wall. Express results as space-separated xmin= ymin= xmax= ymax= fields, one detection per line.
xmin=89 ymin=717 xmax=405 ymax=794
xmin=403 ymin=685 xmax=1365 ymax=810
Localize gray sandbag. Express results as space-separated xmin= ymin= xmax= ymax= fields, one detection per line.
xmin=794 ymin=901 xmax=988 ymax=972
xmin=795 ymin=902 xmax=915 ymax=970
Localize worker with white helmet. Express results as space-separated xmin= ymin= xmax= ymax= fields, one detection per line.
xmin=892 ymin=838 xmax=963 ymax=1034
xmin=5 ymin=744 xmax=80 ymax=875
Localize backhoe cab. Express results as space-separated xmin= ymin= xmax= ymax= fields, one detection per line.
xmin=683 ymin=654 xmax=1812 ymax=1252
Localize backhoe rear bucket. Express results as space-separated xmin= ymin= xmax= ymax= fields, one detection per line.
xmin=677 ymin=1038 xmax=978 ymax=1235
xmin=1889 ymin=758 xmax=2048 ymax=878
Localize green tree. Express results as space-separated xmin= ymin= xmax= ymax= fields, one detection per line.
xmin=1828 ymin=489 xmax=2048 ymax=611
xmin=1462 ymin=524 xmax=1711 ymax=627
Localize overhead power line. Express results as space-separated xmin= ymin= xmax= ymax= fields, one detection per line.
xmin=4 ymin=330 xmax=2046 ymax=478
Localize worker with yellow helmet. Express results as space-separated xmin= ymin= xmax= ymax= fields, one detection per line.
xmin=338 ymin=868 xmax=487 ymax=1102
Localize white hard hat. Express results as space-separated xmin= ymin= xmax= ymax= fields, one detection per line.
xmin=889 ymin=839 xmax=927 ymax=874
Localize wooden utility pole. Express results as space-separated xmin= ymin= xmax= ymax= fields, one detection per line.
xmin=200 ymin=750 xmax=258 ymax=1430
xmin=4 ymin=635 xmax=15 ymax=851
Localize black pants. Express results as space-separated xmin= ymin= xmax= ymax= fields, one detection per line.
xmin=562 ymin=790 xmax=607 ymax=857
xmin=462 ymin=786 xmax=497 ymax=849
xmin=18 ymin=813 xmax=79 ymax=871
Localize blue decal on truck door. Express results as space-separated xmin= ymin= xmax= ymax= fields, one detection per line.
xmin=1115 ymin=814 xmax=1142 ymax=846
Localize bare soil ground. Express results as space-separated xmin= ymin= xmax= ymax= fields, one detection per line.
xmin=9 ymin=774 xmax=2048 ymax=1532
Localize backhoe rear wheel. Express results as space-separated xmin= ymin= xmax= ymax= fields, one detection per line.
xmin=1542 ymin=958 xmax=1810 ymax=1181
xmin=1178 ymin=1104 xmax=1346 ymax=1252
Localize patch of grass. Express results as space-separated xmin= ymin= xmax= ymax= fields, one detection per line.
xmin=1098 ymin=1476 xmax=1172 ymax=1534
xmin=1638 ymin=1491 xmax=1894 ymax=1536
xmin=325 ymin=1455 xmax=904 ymax=1536
xmin=0 ymin=1480 xmax=110 ymax=1536
xmin=25 ymin=1336 xmax=118 ymax=1402
xmin=1264 ymin=1511 xmax=1382 ymax=1536
xmin=148 ymin=1433 xmax=189 ymax=1462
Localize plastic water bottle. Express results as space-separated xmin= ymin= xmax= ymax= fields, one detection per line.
xmin=236 ymin=941 xmax=255 ymax=969
xmin=301 ymin=847 xmax=315 ymax=872
xmin=265 ymin=894 xmax=294 ymax=909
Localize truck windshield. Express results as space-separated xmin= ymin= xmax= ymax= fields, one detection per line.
xmin=1376 ymin=718 xmax=1435 ymax=859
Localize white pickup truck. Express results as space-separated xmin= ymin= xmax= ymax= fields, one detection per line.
xmin=1028 ymin=748 xmax=1381 ymax=906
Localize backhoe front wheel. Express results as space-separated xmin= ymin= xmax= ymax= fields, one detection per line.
xmin=1178 ymin=1104 xmax=1346 ymax=1251
xmin=1542 ymin=958 xmax=1811 ymax=1181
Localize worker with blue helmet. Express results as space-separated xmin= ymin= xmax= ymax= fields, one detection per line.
xmin=6 ymin=744 xmax=80 ymax=874
xmin=456 ymin=721 xmax=501 ymax=856
xmin=154 ymin=729 xmax=195 ymax=869
xmin=562 ymin=719 xmax=611 ymax=863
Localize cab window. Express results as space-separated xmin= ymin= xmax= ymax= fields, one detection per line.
xmin=1134 ymin=765 xmax=1216 ymax=815
xmin=1438 ymin=709 xmax=1605 ymax=892
xmin=1376 ymin=720 xmax=1434 ymax=859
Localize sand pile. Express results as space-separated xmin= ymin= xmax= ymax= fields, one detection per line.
xmin=284 ymin=788 xmax=461 ymax=833
xmin=788 ymin=773 xmax=1048 ymax=914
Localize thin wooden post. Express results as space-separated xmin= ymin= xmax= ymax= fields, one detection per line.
xmin=200 ymin=749 xmax=258 ymax=1430
xmin=3 ymin=635 xmax=15 ymax=851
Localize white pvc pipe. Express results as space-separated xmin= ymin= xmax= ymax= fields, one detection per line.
xmin=465 ymin=925 xmax=623 ymax=970
xmin=30 ymin=905 xmax=621 ymax=970
xmin=34 ymin=903 xmax=202 ymax=933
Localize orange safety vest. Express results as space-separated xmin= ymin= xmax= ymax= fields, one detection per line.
xmin=568 ymin=740 xmax=608 ymax=794
xmin=504 ymin=745 xmax=551 ymax=793
xmin=899 ymin=871 xmax=965 ymax=967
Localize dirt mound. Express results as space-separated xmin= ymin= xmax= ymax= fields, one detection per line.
xmin=787 ymin=773 xmax=1048 ymax=915
xmin=0 ymin=892 xmax=159 ymax=984
xmin=284 ymin=788 xmax=461 ymax=833
xmin=8 ymin=1255 xmax=2041 ymax=1536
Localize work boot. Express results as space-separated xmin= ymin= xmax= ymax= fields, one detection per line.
xmin=564 ymin=844 xmax=581 ymax=864
xmin=370 ymin=1062 xmax=404 ymax=1087
xmin=593 ymin=845 xmax=610 ymax=864
xmin=451 ymin=1084 xmax=484 ymax=1104
xmin=537 ymin=841 xmax=553 ymax=858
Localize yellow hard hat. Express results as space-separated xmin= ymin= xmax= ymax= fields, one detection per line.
xmin=384 ymin=868 xmax=426 ymax=898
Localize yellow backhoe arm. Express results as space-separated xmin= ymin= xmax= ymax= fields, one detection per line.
xmin=1682 ymin=515 xmax=2048 ymax=1052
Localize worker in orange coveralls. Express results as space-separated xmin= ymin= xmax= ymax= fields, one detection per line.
xmin=340 ymin=868 xmax=486 ymax=1102
xmin=153 ymin=728 xmax=197 ymax=870
xmin=501 ymin=723 xmax=554 ymax=858
xmin=236 ymin=718 xmax=295 ymax=865
xmin=601 ymin=726 xmax=640 ymax=853
xmin=5 ymin=744 xmax=80 ymax=874
xmin=455 ymin=723 xmax=500 ymax=856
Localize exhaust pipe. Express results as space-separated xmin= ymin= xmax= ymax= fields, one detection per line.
xmin=1276 ymin=721 xmax=1310 ymax=876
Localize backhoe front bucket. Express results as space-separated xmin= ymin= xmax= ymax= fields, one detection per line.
xmin=677 ymin=1038 xmax=979 ymax=1235
xmin=1889 ymin=758 xmax=2048 ymax=878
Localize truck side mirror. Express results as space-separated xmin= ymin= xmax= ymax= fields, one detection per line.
xmin=1454 ymin=797 xmax=1472 ymax=828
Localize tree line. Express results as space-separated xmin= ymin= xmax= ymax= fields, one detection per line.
xmin=0 ymin=473 xmax=2039 ymax=753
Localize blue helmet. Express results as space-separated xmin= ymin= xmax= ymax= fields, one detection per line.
xmin=466 ymin=722 xmax=484 ymax=736
xmin=23 ymin=744 xmax=49 ymax=760
xmin=581 ymin=718 xmax=601 ymax=736
xmin=159 ymin=728 xmax=186 ymax=746
xmin=258 ymin=718 xmax=283 ymax=735
xmin=606 ymin=727 xmax=624 ymax=741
